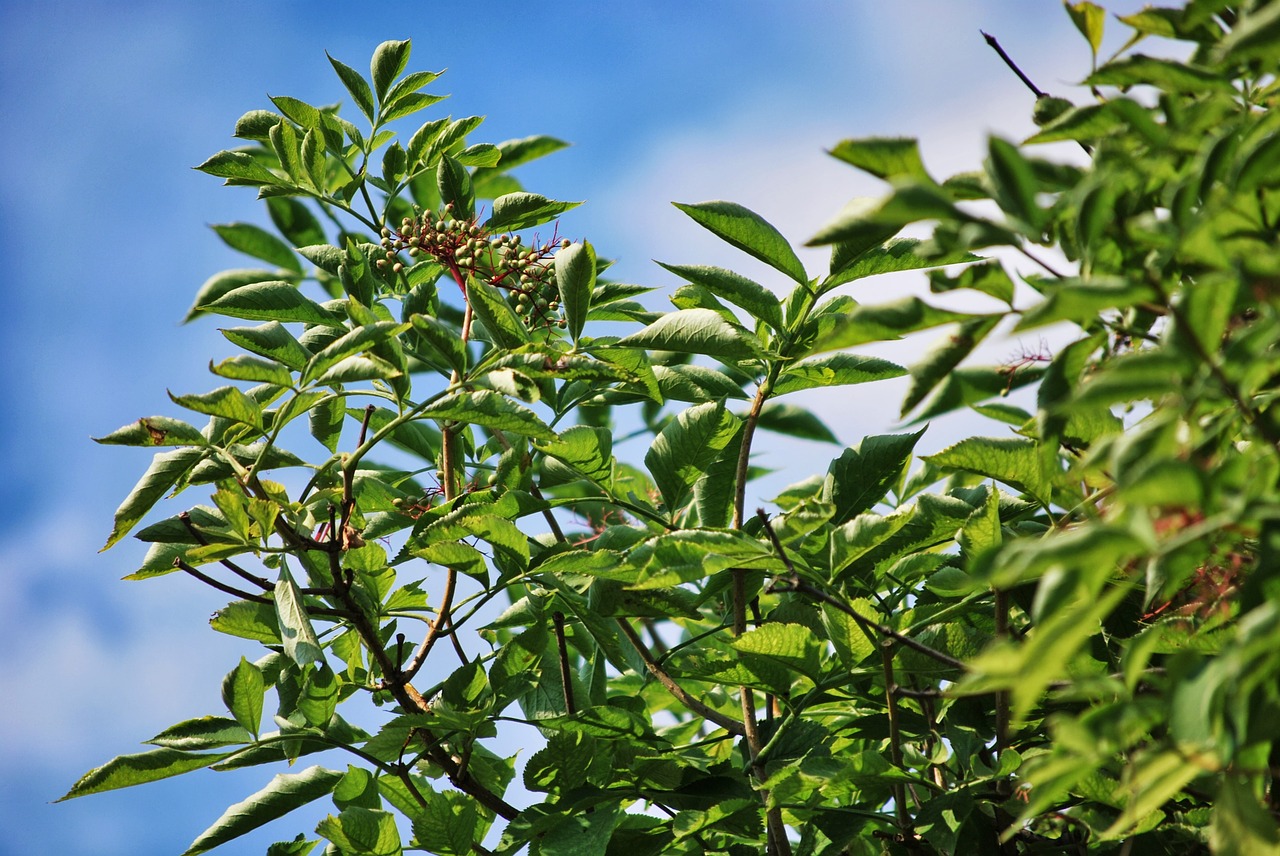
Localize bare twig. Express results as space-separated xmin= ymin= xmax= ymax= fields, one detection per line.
xmin=615 ymin=617 xmax=745 ymax=736
xmin=981 ymin=30 xmax=1046 ymax=98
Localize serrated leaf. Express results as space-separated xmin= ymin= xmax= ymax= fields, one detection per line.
xmin=309 ymin=393 xmax=345 ymax=453
xmin=1087 ymin=53 xmax=1233 ymax=93
xmin=187 ymin=269 xmax=293 ymax=323
xmin=823 ymin=238 xmax=979 ymax=290
xmin=774 ymin=352 xmax=906 ymax=396
xmin=195 ymin=150 xmax=279 ymax=185
xmin=103 ymin=447 xmax=205 ymax=550
xmin=806 ymin=297 xmax=976 ymax=354
xmin=146 ymin=716 xmax=253 ymax=751
xmin=614 ymin=308 xmax=770 ymax=362
xmin=422 ymin=389 xmax=555 ymax=441
xmin=555 ymin=241 xmax=596 ymax=343
xmin=276 ymin=564 xmax=323 ymax=666
xmin=317 ymin=806 xmax=402 ymax=856
xmin=202 ymin=282 xmax=343 ymax=325
xmin=211 ymin=598 xmax=284 ymax=644
xmin=409 ymin=314 xmax=467 ymax=374
xmin=652 ymin=364 xmax=750 ymax=402
xmin=986 ymin=137 xmax=1044 ymax=233
xmin=924 ymin=437 xmax=1052 ymax=506
xmin=170 ymin=386 xmax=264 ymax=431
xmin=673 ymin=200 xmax=807 ymax=284
xmin=221 ymin=657 xmax=265 ymax=736
xmin=824 ymin=429 xmax=926 ymax=523
xmin=807 ymin=183 xmax=964 ymax=246
xmin=182 ymin=767 xmax=344 ymax=856
xmin=668 ymin=266 xmax=786 ymax=336
xmin=466 ymin=276 xmax=528 ymax=350
xmin=222 ymin=322 xmax=313 ymax=372
xmin=1065 ymin=1 xmax=1106 ymax=56
xmin=901 ymin=316 xmax=1001 ymax=417
xmin=828 ymin=137 xmax=933 ymax=183
xmin=486 ymin=192 xmax=581 ymax=231
xmin=327 ymin=53 xmax=375 ymax=123
xmin=95 ymin=416 xmax=207 ymax=448
xmin=267 ymin=197 xmax=326 ymax=249
xmin=371 ymin=40 xmax=411 ymax=103
xmin=645 ymin=400 xmax=741 ymax=513
xmin=731 ymin=623 xmax=823 ymax=681
xmin=929 ymin=259 xmax=1015 ymax=305
xmin=437 ymin=154 xmax=473 ymax=221
xmin=211 ymin=354 xmax=295 ymax=387
xmin=212 ymin=222 xmax=303 ymax=273
xmin=302 ymin=321 xmax=406 ymax=384
xmin=60 ymin=748 xmax=233 ymax=801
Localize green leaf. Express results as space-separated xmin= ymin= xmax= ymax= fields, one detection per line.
xmin=182 ymin=767 xmax=344 ymax=856
xmin=673 ymin=200 xmax=807 ymax=285
xmin=222 ymin=657 xmax=265 ymax=737
xmin=657 ymin=262 xmax=784 ymax=331
xmin=409 ymin=314 xmax=467 ymax=374
xmin=317 ymin=806 xmax=402 ymax=856
xmin=276 ymin=564 xmax=323 ymax=666
xmin=267 ymin=197 xmax=326 ymax=248
xmin=806 ymin=297 xmax=976 ymax=354
xmin=309 ymin=393 xmax=346 ymax=453
xmin=186 ymin=269 xmax=294 ymax=323
xmin=731 ymin=623 xmax=824 ymax=681
xmin=614 ymin=308 xmax=770 ymax=362
xmin=195 ymin=150 xmax=279 ymax=185
xmin=929 ymin=259 xmax=1015 ymax=305
xmin=1215 ymin=3 xmax=1280 ymax=64
xmin=371 ymin=40 xmax=411 ymax=102
xmin=299 ymin=663 xmax=340 ymax=728
xmin=327 ymin=53 xmax=375 ymax=123
xmin=652 ymin=364 xmax=750 ymax=402
xmin=60 ymin=748 xmax=233 ymax=800
xmin=211 ymin=355 xmax=295 ymax=387
xmin=202 ymin=282 xmax=343 ymax=325
xmin=1087 ymin=53 xmax=1234 ymax=93
xmin=645 ymin=400 xmax=742 ymax=513
xmin=536 ymin=425 xmax=615 ymax=486
xmin=1016 ymin=278 xmax=1155 ymax=331
xmin=824 ymin=429 xmax=925 ymax=523
xmin=1065 ymin=1 xmax=1106 ymax=57
xmin=146 ymin=716 xmax=253 ymax=751
xmin=1210 ymin=775 xmax=1280 ymax=855
xmin=901 ymin=316 xmax=1001 ymax=418
xmin=807 ymin=183 xmax=964 ymax=246
xmin=486 ymin=192 xmax=581 ymax=231
xmin=422 ymin=389 xmax=556 ymax=441
xmin=437 ymin=154 xmax=474 ymax=221
xmin=212 ymin=223 xmax=303 ymax=273
xmin=924 ymin=437 xmax=1052 ymax=506
xmin=773 ymin=352 xmax=906 ymax=396
xmin=986 ymin=137 xmax=1044 ymax=232
xmin=827 ymin=137 xmax=933 ymax=183
xmin=170 ymin=386 xmax=264 ymax=431
xmin=823 ymin=238 xmax=979 ymax=290
xmin=95 ymin=416 xmax=207 ymax=448
xmin=222 ymin=322 xmax=313 ymax=372
xmin=103 ymin=447 xmax=205 ymax=550
xmin=466 ymin=276 xmax=529 ymax=350
xmin=210 ymin=599 xmax=283 ymax=643
xmin=302 ymin=321 xmax=406 ymax=384
xmin=556 ymin=240 xmax=596 ymax=343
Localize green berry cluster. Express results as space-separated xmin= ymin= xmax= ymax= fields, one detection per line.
xmin=378 ymin=205 xmax=572 ymax=331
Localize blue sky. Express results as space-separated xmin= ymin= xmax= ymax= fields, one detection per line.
xmin=0 ymin=2 xmax=1142 ymax=853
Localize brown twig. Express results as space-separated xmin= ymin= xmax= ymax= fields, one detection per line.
xmin=881 ymin=641 xmax=913 ymax=836
xmin=178 ymin=512 xmax=271 ymax=590
xmin=615 ymin=617 xmax=745 ymax=736
xmin=981 ymin=30 xmax=1047 ymax=98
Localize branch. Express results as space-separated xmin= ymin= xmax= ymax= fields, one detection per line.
xmin=757 ymin=510 xmax=968 ymax=672
xmin=615 ymin=617 xmax=746 ymax=736
xmin=980 ymin=30 xmax=1047 ymax=98
xmin=179 ymin=512 xmax=271 ymax=590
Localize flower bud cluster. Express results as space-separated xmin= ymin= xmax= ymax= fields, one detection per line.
xmin=378 ymin=206 xmax=573 ymax=331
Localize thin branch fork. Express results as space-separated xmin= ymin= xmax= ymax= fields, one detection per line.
xmin=756 ymin=510 xmax=968 ymax=672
